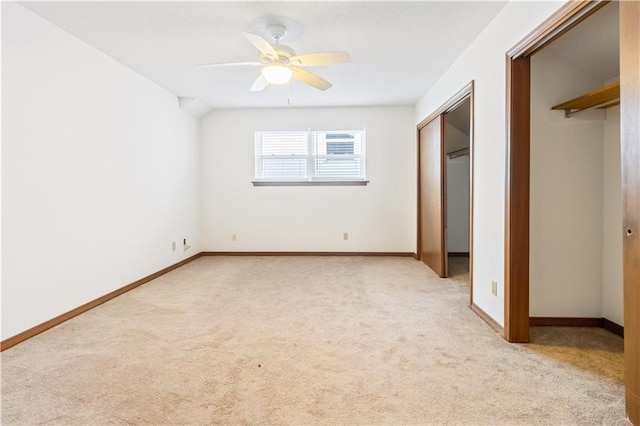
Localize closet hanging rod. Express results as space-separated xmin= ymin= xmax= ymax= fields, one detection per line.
xmin=562 ymin=98 xmax=620 ymax=118
xmin=447 ymin=147 xmax=470 ymax=159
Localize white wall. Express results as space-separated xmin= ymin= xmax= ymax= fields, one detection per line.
xmin=415 ymin=1 xmax=565 ymax=325
xmin=201 ymin=106 xmax=416 ymax=252
xmin=1 ymin=3 xmax=200 ymax=340
xmin=446 ymin=155 xmax=470 ymax=253
xmin=602 ymin=106 xmax=623 ymax=325
xmin=529 ymin=48 xmax=605 ymax=318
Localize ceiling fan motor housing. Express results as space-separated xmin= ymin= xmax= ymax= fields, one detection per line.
xmin=259 ymin=44 xmax=295 ymax=64
xmin=266 ymin=24 xmax=287 ymax=42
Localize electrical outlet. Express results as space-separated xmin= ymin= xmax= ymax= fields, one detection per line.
xmin=183 ymin=238 xmax=191 ymax=251
xmin=232 ymin=233 xmax=237 ymax=241
xmin=172 ymin=242 xmax=176 ymax=251
xmin=491 ymin=280 xmax=498 ymax=296
xmin=343 ymin=232 xmax=349 ymax=241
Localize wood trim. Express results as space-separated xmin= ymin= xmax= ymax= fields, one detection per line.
xmin=529 ymin=317 xmax=624 ymax=338
xmin=416 ymin=126 xmax=422 ymax=261
xmin=621 ymin=1 xmax=640 ymax=423
xmin=507 ymin=0 xmax=608 ymax=59
xmin=471 ymin=303 xmax=504 ymax=335
xmin=529 ymin=317 xmax=603 ymax=327
xmin=504 ymin=55 xmax=531 ymax=343
xmin=468 ymin=82 xmax=475 ymax=308
xmin=602 ymin=318 xmax=624 ymax=338
xmin=0 ymin=253 xmax=202 ymax=352
xmin=417 ymin=82 xmax=474 ymax=130
xmin=441 ymin=115 xmax=449 ymax=278
xmin=200 ymin=251 xmax=416 ymax=257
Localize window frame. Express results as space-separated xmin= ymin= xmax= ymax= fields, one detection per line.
xmin=252 ymin=129 xmax=369 ymax=186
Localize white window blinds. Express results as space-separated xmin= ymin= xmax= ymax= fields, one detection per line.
xmin=255 ymin=130 xmax=366 ymax=181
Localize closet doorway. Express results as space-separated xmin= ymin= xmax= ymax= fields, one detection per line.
xmin=417 ymin=83 xmax=474 ymax=297
xmin=444 ymin=99 xmax=471 ymax=279
xmin=527 ymin=1 xmax=622 ymax=331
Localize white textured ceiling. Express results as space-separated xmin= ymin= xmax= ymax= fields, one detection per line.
xmin=20 ymin=1 xmax=508 ymax=111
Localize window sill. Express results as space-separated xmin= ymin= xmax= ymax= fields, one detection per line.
xmin=252 ymin=180 xmax=369 ymax=187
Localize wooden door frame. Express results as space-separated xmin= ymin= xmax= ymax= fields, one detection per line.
xmin=506 ymin=0 xmax=639 ymax=423
xmin=504 ymin=0 xmax=608 ymax=343
xmin=417 ymin=82 xmax=475 ymax=298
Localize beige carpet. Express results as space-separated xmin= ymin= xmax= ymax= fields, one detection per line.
xmin=1 ymin=256 xmax=627 ymax=425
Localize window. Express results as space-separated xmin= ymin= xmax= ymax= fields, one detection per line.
xmin=254 ymin=130 xmax=367 ymax=185
xmin=326 ymin=134 xmax=355 ymax=155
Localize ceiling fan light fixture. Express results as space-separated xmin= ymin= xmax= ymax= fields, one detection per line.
xmin=262 ymin=64 xmax=292 ymax=85
xmin=199 ymin=27 xmax=348 ymax=92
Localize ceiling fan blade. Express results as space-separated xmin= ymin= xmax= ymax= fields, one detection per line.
xmin=290 ymin=51 xmax=351 ymax=66
xmin=242 ymin=31 xmax=278 ymax=60
xmin=250 ymin=74 xmax=268 ymax=92
xmin=197 ymin=61 xmax=261 ymax=68
xmin=290 ymin=67 xmax=332 ymax=91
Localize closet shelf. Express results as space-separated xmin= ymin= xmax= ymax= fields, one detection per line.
xmin=551 ymin=82 xmax=620 ymax=118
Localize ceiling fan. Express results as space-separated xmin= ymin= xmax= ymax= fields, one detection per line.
xmin=198 ymin=24 xmax=351 ymax=92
